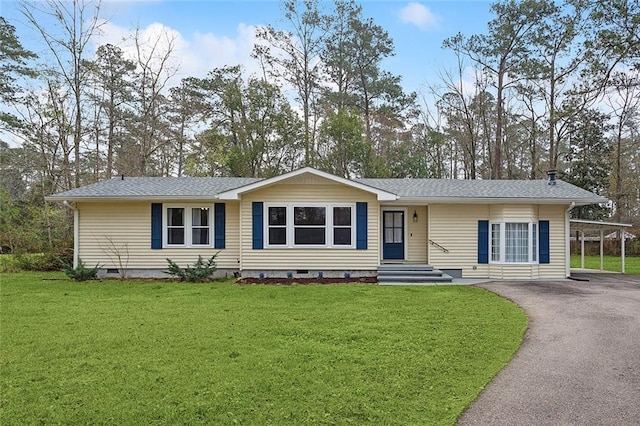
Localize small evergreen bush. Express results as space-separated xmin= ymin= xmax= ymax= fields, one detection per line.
xmin=64 ymin=258 xmax=102 ymax=281
xmin=12 ymin=247 xmax=73 ymax=272
xmin=165 ymin=254 xmax=218 ymax=282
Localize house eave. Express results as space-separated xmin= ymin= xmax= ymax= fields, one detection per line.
xmin=45 ymin=195 xmax=220 ymax=203
xmin=216 ymin=167 xmax=398 ymax=201
xmin=387 ymin=196 xmax=608 ymax=205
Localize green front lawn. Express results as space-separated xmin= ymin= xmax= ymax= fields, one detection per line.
xmin=1 ymin=273 xmax=526 ymax=425
xmin=571 ymin=254 xmax=640 ymax=274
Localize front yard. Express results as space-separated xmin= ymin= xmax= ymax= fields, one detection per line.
xmin=1 ymin=273 xmax=526 ymax=425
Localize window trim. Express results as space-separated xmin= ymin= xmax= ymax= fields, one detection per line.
xmin=163 ymin=204 xmax=214 ymax=248
xmin=263 ymin=202 xmax=356 ymax=249
xmin=489 ymin=221 xmax=539 ymax=264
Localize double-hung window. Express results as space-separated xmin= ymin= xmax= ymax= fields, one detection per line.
xmin=268 ymin=207 xmax=287 ymax=245
xmin=294 ymin=207 xmax=326 ymax=245
xmin=167 ymin=207 xmax=186 ymax=245
xmin=265 ymin=204 xmax=354 ymax=248
xmin=490 ymin=222 xmax=538 ymax=263
xmin=165 ymin=205 xmax=212 ymax=247
xmin=333 ymin=207 xmax=352 ymax=246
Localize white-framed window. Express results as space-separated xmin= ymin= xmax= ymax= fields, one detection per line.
xmin=491 ymin=223 xmax=501 ymax=262
xmin=267 ymin=206 xmax=287 ymax=246
xmin=490 ymin=222 xmax=538 ymax=263
xmin=264 ymin=203 xmax=355 ymax=248
xmin=164 ymin=205 xmax=213 ymax=247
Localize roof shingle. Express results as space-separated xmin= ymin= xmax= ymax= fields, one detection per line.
xmin=47 ymin=177 xmax=261 ymax=199
xmin=47 ymin=173 xmax=606 ymax=204
xmin=356 ymin=178 xmax=603 ymax=201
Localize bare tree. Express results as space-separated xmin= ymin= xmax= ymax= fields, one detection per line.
xmin=98 ymin=235 xmax=130 ymax=279
xmin=443 ymin=0 xmax=554 ymax=179
xmin=126 ymin=26 xmax=179 ymax=176
xmin=606 ymin=73 xmax=640 ymax=223
xmin=253 ymin=0 xmax=327 ymax=167
xmin=20 ymin=0 xmax=104 ymax=188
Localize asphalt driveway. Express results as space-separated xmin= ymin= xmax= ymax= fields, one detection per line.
xmin=459 ymin=274 xmax=640 ymax=425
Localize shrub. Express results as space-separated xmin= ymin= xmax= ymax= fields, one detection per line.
xmin=165 ymin=254 xmax=218 ymax=282
xmin=64 ymin=258 xmax=102 ymax=281
xmin=0 ymin=254 xmax=19 ymax=272
xmin=9 ymin=246 xmax=73 ymax=272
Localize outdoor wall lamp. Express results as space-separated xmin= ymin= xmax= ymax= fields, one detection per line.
xmin=413 ymin=210 xmax=418 ymax=222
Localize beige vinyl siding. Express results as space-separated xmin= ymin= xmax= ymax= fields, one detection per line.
xmin=407 ymin=206 xmax=428 ymax=263
xmin=240 ymin=183 xmax=379 ymax=271
xmin=429 ymin=203 xmax=567 ymax=279
xmin=489 ymin=264 xmax=540 ymax=280
xmin=77 ymin=201 xmax=240 ymax=269
xmin=490 ymin=204 xmax=538 ymax=221
xmin=538 ymin=204 xmax=567 ymax=278
xmin=428 ymin=204 xmax=490 ymax=278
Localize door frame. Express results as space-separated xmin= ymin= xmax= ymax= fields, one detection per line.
xmin=380 ymin=207 xmax=408 ymax=261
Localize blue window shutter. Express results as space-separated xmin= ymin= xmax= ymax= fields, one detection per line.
xmin=151 ymin=203 xmax=163 ymax=249
xmin=478 ymin=220 xmax=489 ymax=264
xmin=252 ymin=202 xmax=263 ymax=249
xmin=214 ymin=203 xmax=225 ymax=249
xmin=539 ymin=220 xmax=550 ymax=264
xmin=356 ymin=202 xmax=367 ymax=249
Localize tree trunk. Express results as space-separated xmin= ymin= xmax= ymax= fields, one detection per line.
xmin=493 ymin=67 xmax=505 ymax=179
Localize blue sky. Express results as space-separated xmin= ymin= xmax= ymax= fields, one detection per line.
xmin=2 ymin=0 xmax=494 ymax=95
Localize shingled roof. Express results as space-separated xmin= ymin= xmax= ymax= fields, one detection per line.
xmin=357 ymin=178 xmax=605 ymax=203
xmin=46 ymin=177 xmax=261 ymax=200
xmin=47 ymin=169 xmax=606 ymax=205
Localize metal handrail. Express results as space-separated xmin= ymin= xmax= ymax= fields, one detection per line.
xmin=429 ymin=239 xmax=449 ymax=253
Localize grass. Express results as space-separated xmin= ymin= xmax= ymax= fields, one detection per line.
xmin=1 ymin=273 xmax=527 ymax=425
xmin=570 ymin=254 xmax=640 ymax=274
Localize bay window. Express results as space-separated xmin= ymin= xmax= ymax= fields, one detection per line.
xmin=491 ymin=223 xmax=501 ymax=262
xmin=265 ymin=204 xmax=354 ymax=248
xmin=490 ymin=222 xmax=538 ymax=263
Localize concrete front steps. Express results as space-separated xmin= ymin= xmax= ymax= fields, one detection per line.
xmin=377 ymin=263 xmax=453 ymax=284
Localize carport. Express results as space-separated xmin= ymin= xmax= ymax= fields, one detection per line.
xmin=570 ymin=219 xmax=633 ymax=273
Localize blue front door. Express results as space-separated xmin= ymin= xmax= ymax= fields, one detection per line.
xmin=383 ymin=211 xmax=404 ymax=260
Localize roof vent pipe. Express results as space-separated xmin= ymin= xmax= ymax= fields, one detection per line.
xmin=547 ymin=169 xmax=557 ymax=186
xmin=121 ymin=174 xmax=124 ymax=180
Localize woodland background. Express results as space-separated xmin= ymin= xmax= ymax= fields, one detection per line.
xmin=1 ymin=0 xmax=638 ymax=264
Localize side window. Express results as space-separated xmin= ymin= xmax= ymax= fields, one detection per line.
xmin=165 ymin=205 xmax=212 ymax=247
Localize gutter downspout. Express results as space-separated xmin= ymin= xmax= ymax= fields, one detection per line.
xmin=63 ymin=201 xmax=79 ymax=268
xmin=565 ymin=202 xmax=575 ymax=277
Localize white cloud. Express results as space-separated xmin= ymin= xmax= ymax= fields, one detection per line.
xmin=92 ymin=20 xmax=262 ymax=88
xmin=399 ymin=2 xmax=439 ymax=31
